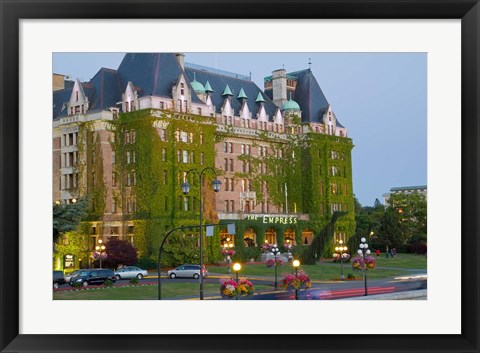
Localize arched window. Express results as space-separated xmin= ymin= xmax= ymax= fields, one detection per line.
xmin=302 ymin=230 xmax=313 ymax=245
xmin=244 ymin=228 xmax=256 ymax=247
xmin=265 ymin=228 xmax=276 ymax=245
xmin=284 ymin=229 xmax=296 ymax=246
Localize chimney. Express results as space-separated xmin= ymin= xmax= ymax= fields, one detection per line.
xmin=176 ymin=53 xmax=185 ymax=70
xmin=272 ymin=68 xmax=287 ymax=108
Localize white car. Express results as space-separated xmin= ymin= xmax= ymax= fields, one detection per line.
xmin=167 ymin=264 xmax=208 ymax=279
xmin=114 ymin=266 xmax=148 ymax=280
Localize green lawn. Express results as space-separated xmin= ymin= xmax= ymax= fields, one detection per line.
xmin=53 ymin=283 xmax=272 ymax=300
xmin=209 ymin=253 xmax=426 ymax=281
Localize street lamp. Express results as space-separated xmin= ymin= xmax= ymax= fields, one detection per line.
xmin=223 ymin=239 xmax=234 ymax=274
xmin=233 ymin=263 xmax=241 ymax=300
xmin=293 ymin=259 xmax=300 ymax=300
xmin=271 ymin=244 xmax=280 ymax=288
xmin=181 ymin=167 xmax=221 ymax=300
xmin=357 ymin=237 xmax=371 ymax=296
xmin=95 ymin=239 xmax=106 ymax=269
xmin=334 ymin=240 xmax=348 ymax=280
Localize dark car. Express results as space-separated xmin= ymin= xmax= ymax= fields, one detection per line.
xmin=53 ymin=270 xmax=66 ymax=289
xmin=69 ymin=269 xmax=116 ymax=287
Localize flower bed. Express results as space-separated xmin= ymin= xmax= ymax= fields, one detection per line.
xmin=280 ymin=271 xmax=311 ymax=291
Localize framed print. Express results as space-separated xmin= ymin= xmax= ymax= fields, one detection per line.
xmin=1 ymin=0 xmax=479 ymax=352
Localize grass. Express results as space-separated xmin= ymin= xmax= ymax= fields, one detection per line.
xmin=209 ymin=253 xmax=427 ymax=281
xmin=53 ymin=283 xmax=272 ymax=300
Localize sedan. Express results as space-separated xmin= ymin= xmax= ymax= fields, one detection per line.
xmin=114 ymin=266 xmax=148 ymax=280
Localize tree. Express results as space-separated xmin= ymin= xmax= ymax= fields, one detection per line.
xmin=387 ymin=192 xmax=427 ymax=244
xmin=53 ymin=198 xmax=88 ymax=243
xmin=101 ymin=239 xmax=138 ymax=269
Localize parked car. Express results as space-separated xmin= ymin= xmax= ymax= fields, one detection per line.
xmin=53 ymin=271 xmax=66 ymax=289
xmin=167 ymin=264 xmax=208 ymax=279
xmin=64 ymin=270 xmax=80 ymax=283
xmin=69 ymin=269 xmax=116 ymax=287
xmin=114 ymin=266 xmax=148 ymax=280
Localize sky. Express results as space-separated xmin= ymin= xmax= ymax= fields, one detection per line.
xmin=53 ymin=52 xmax=427 ymax=207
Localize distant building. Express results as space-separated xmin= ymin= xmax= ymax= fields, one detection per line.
xmin=383 ymin=185 xmax=427 ymax=205
xmin=52 ymin=53 xmax=355 ymax=268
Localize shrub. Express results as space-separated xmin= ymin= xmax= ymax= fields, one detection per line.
xmin=72 ymin=282 xmax=83 ymax=288
xmin=135 ymin=256 xmax=157 ymax=270
xmin=104 ymin=279 xmax=113 ymax=287
xmin=233 ymin=247 xmax=261 ymax=262
xmin=347 ymin=273 xmax=356 ymax=280
xmin=129 ymin=277 xmax=139 ymax=285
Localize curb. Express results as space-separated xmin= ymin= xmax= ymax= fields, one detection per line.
xmin=338 ymin=289 xmax=427 ymax=300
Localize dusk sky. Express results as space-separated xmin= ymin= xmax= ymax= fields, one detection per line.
xmin=53 ymin=52 xmax=427 ymax=207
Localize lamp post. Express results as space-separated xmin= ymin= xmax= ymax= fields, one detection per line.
xmin=357 ymin=237 xmax=371 ymax=296
xmin=233 ymin=262 xmax=241 ymax=300
xmin=271 ymin=244 xmax=280 ymax=288
xmin=95 ymin=239 xmax=106 ymax=269
xmin=293 ymin=259 xmax=300 ymax=300
xmin=335 ymin=240 xmax=348 ymax=280
xmin=181 ymin=167 xmax=221 ymax=300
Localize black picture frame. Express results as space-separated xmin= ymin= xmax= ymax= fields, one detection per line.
xmin=1 ymin=0 xmax=479 ymax=352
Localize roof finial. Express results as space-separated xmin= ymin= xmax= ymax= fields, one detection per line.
xmin=193 ymin=72 xmax=196 ymax=81
xmin=282 ymin=64 xmax=285 ymax=70
xmin=289 ymin=92 xmax=292 ymax=100
xmin=308 ymin=58 xmax=312 ymax=70
xmin=249 ymin=71 xmax=252 ymax=81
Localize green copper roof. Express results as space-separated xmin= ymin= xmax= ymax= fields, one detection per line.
xmin=204 ymin=80 xmax=214 ymax=92
xmin=237 ymin=88 xmax=248 ymax=99
xmin=222 ymin=85 xmax=233 ymax=96
xmin=190 ymin=73 xmax=206 ymax=93
xmin=282 ymin=97 xmax=301 ymax=111
xmin=255 ymin=92 xmax=266 ymax=103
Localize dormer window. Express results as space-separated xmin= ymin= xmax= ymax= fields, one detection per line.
xmin=76 ymin=91 xmax=78 ymax=102
xmin=180 ymin=83 xmax=185 ymax=95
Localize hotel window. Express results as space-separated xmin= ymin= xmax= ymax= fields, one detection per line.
xmin=163 ymin=170 xmax=168 ymax=185
xmin=92 ymin=150 xmax=96 ymax=164
xmin=180 ymin=83 xmax=185 ymax=95
xmin=229 ymin=178 xmax=234 ymax=191
xmin=224 ymin=200 xmax=229 ymax=212
xmin=197 ymin=108 xmax=202 ymax=115
xmin=112 ymin=172 xmax=117 ymax=187
xmin=74 ymin=105 xmax=80 ymax=114
xmin=125 ymin=130 xmax=131 ymax=144
xmin=229 ymin=159 xmax=234 ymax=171
xmin=200 ymin=133 xmax=204 ymax=145
xmin=182 ymin=100 xmax=187 ymax=113
xmin=177 ymin=150 xmax=182 ymax=163
xmin=133 ymin=171 xmax=136 ymax=186
xmin=127 ymin=198 xmax=132 ymax=213
xmin=131 ymin=130 xmax=136 ymax=143
xmin=160 ymin=101 xmax=165 ymax=109
xmin=224 ymin=158 xmax=228 ymax=171
xmin=230 ymin=200 xmax=234 ymax=212
xmin=177 ymin=100 xmax=182 ymax=112
xmin=182 ymin=150 xmax=189 ymax=164
xmin=112 ymin=199 xmax=117 ymax=213
xmin=223 ymin=142 xmax=228 ymax=153
xmin=183 ymin=196 xmax=189 ymax=211
xmin=162 ymin=148 xmax=166 ymax=162
xmin=132 ymin=150 xmax=136 ymax=163
xmin=111 ymin=227 xmax=119 ymax=235
xmin=246 ymin=145 xmax=251 ymax=155
xmin=132 ymin=197 xmax=137 ymax=213
xmin=241 ymin=144 xmax=245 ymax=154
xmin=201 ymin=152 xmax=205 ymax=165
xmin=190 ymin=151 xmax=195 ymax=164
xmin=161 ymin=129 xmax=167 ymax=141
xmin=126 ymin=151 xmax=131 ymax=164
xmin=112 ymin=151 xmax=116 ymax=164
xmin=189 ymin=132 xmax=194 ymax=143
xmin=127 ymin=172 xmax=131 ymax=187
xmin=228 ymin=143 xmax=233 ymax=153
xmin=180 ymin=131 xmax=188 ymax=143
xmin=92 ymin=172 xmax=96 ymax=187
